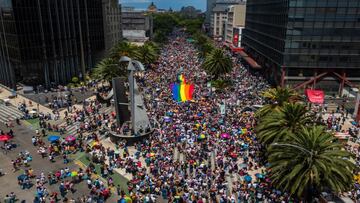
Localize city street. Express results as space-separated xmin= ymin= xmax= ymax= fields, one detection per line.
xmin=0 ymin=122 xmax=92 ymax=202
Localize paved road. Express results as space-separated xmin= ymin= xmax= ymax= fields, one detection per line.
xmin=0 ymin=121 xmax=118 ymax=202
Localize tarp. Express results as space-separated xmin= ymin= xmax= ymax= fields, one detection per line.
xmin=305 ymin=89 xmax=324 ymax=104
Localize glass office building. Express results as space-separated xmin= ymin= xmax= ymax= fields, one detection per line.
xmin=0 ymin=0 xmax=105 ymax=89
xmin=242 ymin=0 xmax=360 ymax=92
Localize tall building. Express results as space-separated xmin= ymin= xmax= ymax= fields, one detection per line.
xmin=242 ymin=0 xmax=360 ymax=94
xmin=210 ymin=5 xmax=228 ymax=39
xmin=102 ymin=0 xmax=122 ymax=53
xmin=225 ymin=4 xmax=246 ymax=47
xmin=122 ymin=11 xmax=153 ymax=43
xmin=205 ymin=0 xmax=217 ymax=25
xmin=210 ymin=0 xmax=245 ymax=39
xmin=0 ymin=0 xmax=105 ymax=90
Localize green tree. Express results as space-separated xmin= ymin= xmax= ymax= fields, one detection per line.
xmin=256 ymin=87 xmax=300 ymax=117
xmin=135 ymin=43 xmax=158 ymax=65
xmin=198 ymin=43 xmax=214 ymax=59
xmin=202 ymin=49 xmax=232 ymax=79
xmin=256 ymin=103 xmax=314 ymax=145
xmin=268 ymin=126 xmax=355 ymax=200
xmin=92 ymin=58 xmax=124 ymax=84
xmin=110 ymin=41 xmax=138 ymax=60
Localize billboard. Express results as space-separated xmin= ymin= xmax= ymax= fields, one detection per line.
xmin=233 ymin=28 xmax=239 ymax=47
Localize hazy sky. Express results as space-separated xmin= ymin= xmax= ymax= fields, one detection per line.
xmin=120 ymin=0 xmax=206 ymax=11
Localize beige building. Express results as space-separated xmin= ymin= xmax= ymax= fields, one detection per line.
xmin=225 ymin=3 xmax=246 ymax=46
xmin=210 ymin=5 xmax=228 ymax=40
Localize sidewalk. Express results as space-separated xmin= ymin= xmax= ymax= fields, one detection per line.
xmin=0 ymin=87 xmax=54 ymax=115
xmin=0 ymin=87 xmax=97 ymax=123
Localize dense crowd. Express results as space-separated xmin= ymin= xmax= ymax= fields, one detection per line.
xmin=94 ymin=31 xmax=305 ymax=202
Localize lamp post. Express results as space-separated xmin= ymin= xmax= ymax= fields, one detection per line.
xmin=119 ymin=56 xmax=145 ymax=135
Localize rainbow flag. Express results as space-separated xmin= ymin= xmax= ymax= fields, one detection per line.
xmin=171 ymin=83 xmax=194 ymax=102
xmin=177 ymin=74 xmax=186 ymax=83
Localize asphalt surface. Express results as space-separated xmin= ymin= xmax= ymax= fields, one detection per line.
xmin=0 ymin=121 xmax=118 ymax=202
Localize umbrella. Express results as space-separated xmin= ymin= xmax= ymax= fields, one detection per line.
xmin=242 ymin=128 xmax=248 ymax=134
xmin=352 ymin=121 xmax=358 ymax=126
xmin=244 ymin=175 xmax=252 ymax=182
xmin=71 ymin=171 xmax=78 ymax=177
xmin=255 ymin=173 xmax=264 ymax=179
xmin=198 ymin=134 xmax=206 ymax=139
xmin=164 ymin=116 xmax=171 ymax=123
xmin=17 ymin=174 xmax=28 ymax=181
xmin=121 ymin=196 xmax=132 ymax=203
xmin=221 ymin=133 xmax=230 ymax=139
xmin=239 ymin=163 xmax=247 ymax=168
xmin=65 ymin=135 xmax=76 ymax=142
xmin=47 ymin=135 xmax=60 ymax=142
xmin=230 ymin=152 xmax=237 ymax=158
xmin=0 ymin=134 xmax=12 ymax=142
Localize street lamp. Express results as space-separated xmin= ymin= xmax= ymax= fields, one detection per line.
xmin=272 ymin=143 xmax=313 ymax=156
xmin=119 ymin=56 xmax=145 ymax=135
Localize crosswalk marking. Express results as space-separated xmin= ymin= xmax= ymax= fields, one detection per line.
xmin=60 ymin=106 xmax=113 ymax=139
xmin=0 ymin=104 xmax=23 ymax=124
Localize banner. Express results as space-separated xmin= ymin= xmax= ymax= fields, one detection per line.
xmin=305 ymin=89 xmax=324 ymax=104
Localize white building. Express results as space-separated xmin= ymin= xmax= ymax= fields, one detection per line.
xmin=210 ymin=5 xmax=228 ymax=40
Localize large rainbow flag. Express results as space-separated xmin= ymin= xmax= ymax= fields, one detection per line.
xmin=171 ymin=74 xmax=194 ymax=102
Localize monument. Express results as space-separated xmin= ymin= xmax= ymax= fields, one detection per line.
xmin=104 ymin=56 xmax=153 ymax=144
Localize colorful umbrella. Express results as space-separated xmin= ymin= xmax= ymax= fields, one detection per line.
xmin=65 ymin=135 xmax=76 ymax=142
xmin=198 ymin=134 xmax=206 ymax=139
xmin=17 ymin=174 xmax=28 ymax=180
xmin=221 ymin=133 xmax=230 ymax=139
xmin=71 ymin=171 xmax=78 ymax=177
xmin=242 ymin=128 xmax=248 ymax=134
xmin=244 ymin=175 xmax=252 ymax=182
xmin=123 ymin=196 xmax=132 ymax=203
xmin=47 ymin=135 xmax=60 ymax=142
xmin=164 ymin=116 xmax=171 ymax=122
xmin=0 ymin=134 xmax=12 ymax=142
xmin=239 ymin=163 xmax=248 ymax=168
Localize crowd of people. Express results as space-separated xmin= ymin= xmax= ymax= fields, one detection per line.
xmin=2 ymin=29 xmax=360 ymax=202
xmin=91 ymin=30 xmax=305 ymax=202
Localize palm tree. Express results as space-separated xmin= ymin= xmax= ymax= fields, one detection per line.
xmin=256 ymin=103 xmax=314 ymax=145
xmin=92 ymin=58 xmax=125 ymax=84
xmin=198 ymin=43 xmax=214 ymax=59
xmin=256 ymin=87 xmax=300 ymax=117
xmin=268 ymin=126 xmax=355 ymax=200
xmin=202 ymin=48 xmax=232 ymax=79
xmin=144 ymin=41 xmax=160 ymax=55
xmin=110 ymin=41 xmax=138 ymax=60
xmin=134 ymin=43 xmax=158 ymax=65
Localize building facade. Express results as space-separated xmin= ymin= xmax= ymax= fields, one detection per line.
xmin=122 ymin=11 xmax=153 ymax=42
xmin=205 ymin=0 xmax=217 ymax=25
xmin=210 ymin=5 xmax=228 ymax=39
xmin=242 ymin=0 xmax=360 ymax=94
xmin=225 ymin=4 xmax=246 ymax=46
xmin=102 ymin=0 xmax=122 ymax=53
xmin=210 ymin=0 xmax=246 ymax=39
xmin=0 ymin=0 xmax=105 ymax=89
